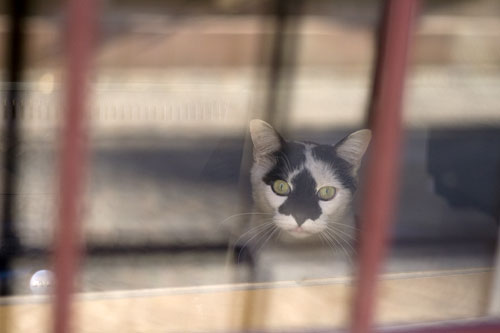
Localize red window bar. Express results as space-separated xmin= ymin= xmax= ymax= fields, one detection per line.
xmin=52 ymin=0 xmax=98 ymax=332
xmin=351 ymin=1 xmax=419 ymax=332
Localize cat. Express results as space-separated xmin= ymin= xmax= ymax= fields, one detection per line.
xmin=248 ymin=119 xmax=371 ymax=242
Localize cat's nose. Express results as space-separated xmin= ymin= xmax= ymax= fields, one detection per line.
xmin=292 ymin=213 xmax=308 ymax=226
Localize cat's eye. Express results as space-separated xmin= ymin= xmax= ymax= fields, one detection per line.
xmin=317 ymin=186 xmax=336 ymax=201
xmin=272 ymin=180 xmax=291 ymax=196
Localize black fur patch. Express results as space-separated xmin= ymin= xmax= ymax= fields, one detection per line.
xmin=278 ymin=169 xmax=322 ymax=226
xmin=263 ymin=141 xmax=306 ymax=184
xmin=312 ymin=144 xmax=357 ymax=193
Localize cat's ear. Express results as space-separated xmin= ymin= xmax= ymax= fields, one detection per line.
xmin=335 ymin=129 xmax=371 ymax=174
xmin=249 ymin=119 xmax=283 ymax=158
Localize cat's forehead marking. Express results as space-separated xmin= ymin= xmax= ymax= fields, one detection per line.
xmin=286 ymin=169 xmax=301 ymax=185
xmin=304 ymin=147 xmax=338 ymax=189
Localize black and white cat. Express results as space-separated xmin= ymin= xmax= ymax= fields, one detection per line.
xmin=249 ymin=119 xmax=371 ymax=240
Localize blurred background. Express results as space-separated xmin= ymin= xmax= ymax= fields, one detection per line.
xmin=1 ymin=0 xmax=500 ymax=331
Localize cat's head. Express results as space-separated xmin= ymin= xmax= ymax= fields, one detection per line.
xmin=249 ymin=120 xmax=371 ymax=238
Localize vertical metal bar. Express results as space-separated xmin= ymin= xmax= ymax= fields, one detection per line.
xmin=53 ymin=0 xmax=97 ymax=332
xmin=0 ymin=0 xmax=26 ymax=297
xmin=351 ymin=1 xmax=419 ymax=333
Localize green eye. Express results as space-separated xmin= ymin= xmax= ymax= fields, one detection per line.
xmin=317 ymin=186 xmax=336 ymax=201
xmin=272 ymin=180 xmax=291 ymax=196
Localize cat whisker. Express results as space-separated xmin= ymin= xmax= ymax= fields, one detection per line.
xmin=318 ymin=233 xmax=327 ymax=247
xmin=325 ymin=227 xmax=356 ymax=252
xmin=236 ymin=223 xmax=275 ymax=263
xmin=334 ymin=238 xmax=356 ymax=263
xmin=325 ymin=230 xmax=357 ymax=261
xmin=234 ymin=222 xmax=274 ymax=245
xmin=255 ymin=218 xmax=277 ymax=226
xmin=325 ymin=222 xmax=358 ymax=259
xmin=323 ymin=229 xmax=353 ymax=264
xmin=235 ymin=225 xmax=273 ymax=260
xmin=326 ymin=225 xmax=357 ymax=241
xmin=327 ymin=221 xmax=359 ymax=231
xmin=255 ymin=225 xmax=279 ymax=254
xmin=326 ymin=232 xmax=355 ymax=266
xmin=320 ymin=233 xmax=339 ymax=260
xmin=318 ymin=233 xmax=328 ymax=249
xmin=322 ymin=230 xmax=340 ymax=253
